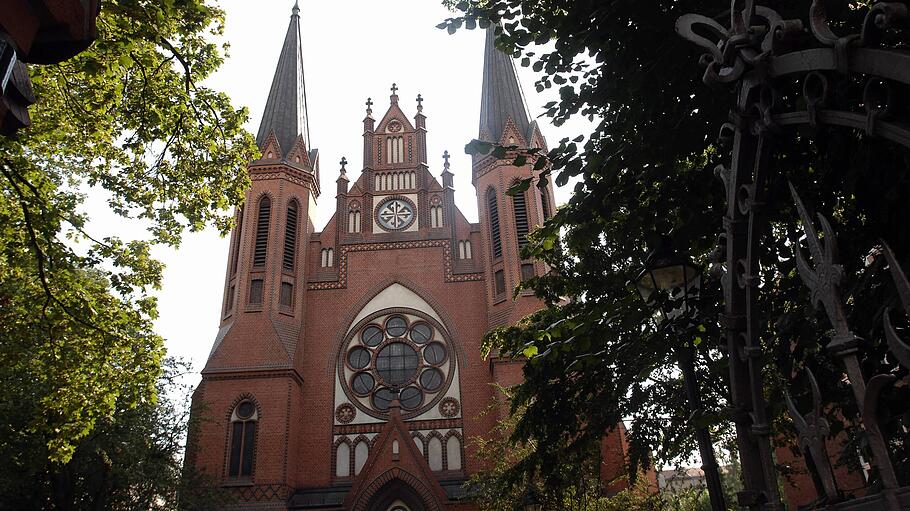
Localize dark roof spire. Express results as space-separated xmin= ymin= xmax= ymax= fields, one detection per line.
xmin=479 ymin=26 xmax=532 ymax=144
xmin=256 ymin=1 xmax=311 ymax=156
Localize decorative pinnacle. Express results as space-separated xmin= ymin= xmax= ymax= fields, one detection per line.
xmin=442 ymin=150 xmax=451 ymax=171
xmin=339 ymin=157 xmax=348 ymax=173
xmin=292 ymin=0 xmax=300 ymax=16
xmin=365 ymin=97 xmax=373 ymax=116
xmin=416 ymin=93 xmax=424 ymax=112
xmin=390 ymin=83 xmax=399 ymax=104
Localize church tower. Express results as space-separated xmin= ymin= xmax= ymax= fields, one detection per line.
xmin=187 ymin=7 xmax=635 ymax=509
xmin=188 ymin=2 xmax=316 ymax=497
xmin=473 ymin=26 xmax=555 ymax=328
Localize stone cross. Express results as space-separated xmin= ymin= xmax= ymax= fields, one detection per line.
xmin=442 ymin=150 xmax=451 ymax=170
xmin=391 ymin=83 xmax=398 ymax=95
xmin=339 ymin=157 xmax=348 ymax=171
xmin=416 ymin=94 xmax=424 ymax=108
xmin=365 ymin=97 xmax=373 ymax=114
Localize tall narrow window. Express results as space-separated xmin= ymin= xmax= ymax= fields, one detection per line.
xmin=230 ymin=206 xmax=244 ymax=275
xmin=540 ymin=188 xmax=551 ymax=220
xmin=494 ymin=270 xmax=506 ymax=295
xmin=283 ymin=200 xmax=298 ymax=271
xmin=336 ymin=442 xmax=351 ymax=477
xmin=249 ymin=279 xmax=263 ymax=305
xmin=354 ymin=441 xmax=369 ymax=475
xmin=253 ymin=197 xmax=271 ymax=267
xmin=279 ymin=282 xmax=293 ymax=308
xmin=427 ymin=436 xmax=443 ymax=471
xmin=512 ymin=188 xmax=529 ymax=248
xmin=446 ymin=436 xmax=462 ymax=471
xmin=228 ymin=401 xmax=258 ymax=478
xmin=521 ymin=263 xmax=535 ymax=282
xmin=487 ymin=189 xmax=502 ymax=259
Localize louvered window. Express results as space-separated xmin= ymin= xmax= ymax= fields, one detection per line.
xmin=283 ymin=201 xmax=298 ymax=271
xmin=487 ymin=189 xmax=502 ymax=259
xmin=230 ymin=206 xmax=243 ymax=275
xmin=513 ymin=189 xmax=529 ymax=249
xmin=541 ymin=188 xmax=551 ymax=220
xmin=253 ymin=197 xmax=271 ymax=267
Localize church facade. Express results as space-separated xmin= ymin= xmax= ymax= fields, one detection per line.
xmin=187 ymin=5 xmax=629 ymax=510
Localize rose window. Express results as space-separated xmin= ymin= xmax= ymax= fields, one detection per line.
xmin=339 ymin=310 xmax=456 ymax=420
xmin=375 ymin=198 xmax=415 ymax=231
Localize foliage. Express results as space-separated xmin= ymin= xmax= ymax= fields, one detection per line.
xmin=467 ymin=391 xmax=663 ymax=511
xmin=440 ymin=0 xmax=910 ymax=500
xmin=0 ymin=358 xmax=228 ymax=510
xmin=0 ymin=0 xmax=256 ymax=465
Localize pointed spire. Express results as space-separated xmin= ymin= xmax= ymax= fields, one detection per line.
xmin=256 ymin=1 xmax=311 ymax=158
xmin=479 ymin=26 xmax=532 ymax=144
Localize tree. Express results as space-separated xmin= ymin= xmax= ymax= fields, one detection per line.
xmin=0 ymin=358 xmax=228 ymax=510
xmin=440 ymin=0 xmax=910 ymax=499
xmin=0 ymin=0 xmax=255 ymax=469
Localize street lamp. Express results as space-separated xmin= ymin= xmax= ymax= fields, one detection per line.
xmin=635 ymin=236 xmax=727 ymax=511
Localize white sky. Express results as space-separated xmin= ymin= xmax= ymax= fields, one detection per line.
xmin=109 ymin=0 xmax=595 ymax=385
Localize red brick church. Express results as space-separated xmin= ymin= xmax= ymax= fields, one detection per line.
xmin=187 ymin=4 xmax=630 ymax=510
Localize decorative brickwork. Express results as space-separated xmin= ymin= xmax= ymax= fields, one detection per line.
xmin=308 ymin=239 xmax=484 ymax=290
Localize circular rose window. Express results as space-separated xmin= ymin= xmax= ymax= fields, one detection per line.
xmin=375 ymin=198 xmax=415 ymax=231
xmin=338 ymin=310 xmax=456 ymax=420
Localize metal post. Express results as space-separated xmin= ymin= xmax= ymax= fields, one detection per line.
xmin=678 ymin=342 xmax=727 ymax=511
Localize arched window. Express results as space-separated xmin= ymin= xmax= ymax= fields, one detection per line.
xmin=354 ymin=440 xmax=369 ymax=475
xmin=486 ymin=189 xmax=502 ymax=259
xmin=430 ymin=206 xmax=443 ymax=228
xmin=335 ymin=442 xmax=351 ymax=477
xmin=321 ymin=248 xmax=334 ymax=268
xmin=348 ymin=209 xmax=361 ymax=233
xmin=228 ymin=401 xmax=258 ymax=478
xmin=540 ymin=187 xmax=551 ymax=220
xmin=512 ymin=187 xmax=529 ymax=249
xmin=427 ymin=436 xmax=443 ymax=471
xmin=283 ymin=200 xmax=298 ymax=271
xmin=413 ymin=436 xmax=424 ymax=454
xmin=446 ymin=435 xmax=462 ymax=471
xmin=458 ymin=240 xmax=472 ymax=260
xmin=253 ymin=197 xmax=271 ymax=268
xmin=230 ymin=206 xmax=244 ymax=275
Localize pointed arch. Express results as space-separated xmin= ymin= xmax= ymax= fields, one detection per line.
xmin=510 ymin=179 xmax=529 ymax=249
xmin=253 ymin=195 xmax=272 ymax=267
xmin=230 ymin=206 xmax=244 ymax=276
xmin=334 ymin=436 xmax=353 ymax=478
xmin=352 ymin=469 xmax=441 ymax=511
xmin=486 ymin=187 xmax=502 ymax=259
xmin=283 ymin=199 xmax=299 ymax=271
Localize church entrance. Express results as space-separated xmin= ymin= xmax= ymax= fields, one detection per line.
xmin=364 ymin=479 xmax=429 ymax=511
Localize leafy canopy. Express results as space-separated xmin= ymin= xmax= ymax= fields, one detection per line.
xmin=440 ymin=0 xmax=910 ymax=496
xmin=0 ymin=0 xmax=256 ymax=466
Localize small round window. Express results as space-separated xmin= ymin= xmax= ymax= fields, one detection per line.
xmin=419 ymin=368 xmax=444 ymax=391
xmin=361 ymin=325 xmax=384 ymax=347
xmin=400 ymin=386 xmax=423 ymax=410
xmin=423 ymin=342 xmax=447 ymax=366
xmin=236 ymin=401 xmax=255 ymax=420
xmin=409 ymin=323 xmax=432 ymax=344
xmin=347 ymin=347 xmax=371 ymax=370
xmin=376 ymin=198 xmax=415 ymax=231
xmin=385 ymin=316 xmax=408 ymax=337
xmin=372 ymin=388 xmax=395 ymax=411
xmin=351 ymin=372 xmax=375 ymax=395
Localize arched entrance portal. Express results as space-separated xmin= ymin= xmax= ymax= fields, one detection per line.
xmin=363 ymin=478 xmax=430 ymax=511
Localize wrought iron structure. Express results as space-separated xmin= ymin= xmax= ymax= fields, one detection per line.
xmin=676 ymin=2 xmax=910 ymax=510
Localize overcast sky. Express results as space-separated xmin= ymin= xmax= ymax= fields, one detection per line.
xmin=112 ymin=0 xmax=595 ymax=385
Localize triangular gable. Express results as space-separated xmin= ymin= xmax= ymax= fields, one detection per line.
xmin=344 ymin=402 xmax=447 ymax=511
xmin=285 ymin=134 xmax=311 ymax=168
xmin=259 ymin=129 xmax=283 ymax=161
xmin=527 ymin=120 xmax=548 ymax=152
xmin=204 ymin=319 xmax=292 ymax=370
xmin=375 ymin=102 xmax=416 ymax=134
xmin=498 ymin=116 xmax=528 ymax=148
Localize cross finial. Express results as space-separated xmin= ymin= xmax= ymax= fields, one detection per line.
xmin=443 ymin=150 xmax=451 ymax=170
xmin=416 ymin=94 xmax=424 ymax=108
xmin=391 ymin=83 xmax=398 ymax=95
xmin=339 ymin=157 xmax=348 ymax=172
xmin=365 ymin=97 xmax=373 ymax=115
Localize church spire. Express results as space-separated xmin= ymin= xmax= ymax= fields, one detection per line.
xmin=479 ymin=26 xmax=532 ymax=144
xmin=256 ymin=1 xmax=310 ymax=156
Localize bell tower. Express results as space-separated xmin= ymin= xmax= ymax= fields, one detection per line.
xmin=473 ymin=26 xmax=555 ymax=327
xmin=189 ymin=1 xmax=316 ymax=495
